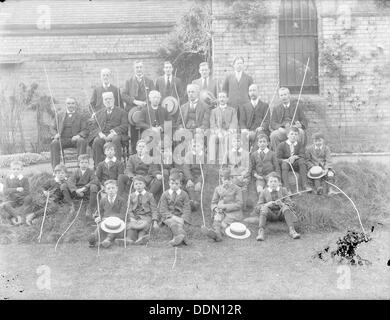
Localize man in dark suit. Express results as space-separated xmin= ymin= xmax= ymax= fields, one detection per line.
xmin=50 ymin=97 xmax=89 ymax=168
xmin=155 ymin=61 xmax=186 ymax=123
xmin=89 ymin=92 xmax=129 ymax=165
xmin=122 ymin=61 xmax=155 ymax=153
xmin=239 ymin=84 xmax=270 ymax=151
xmin=137 ymin=90 xmax=169 ymax=132
xmin=192 ymin=62 xmax=218 ymax=98
xmin=90 ymin=68 xmax=123 ymax=111
xmin=222 ymin=56 xmax=254 ymax=119
xmin=176 ymin=84 xmax=210 ymax=132
xmin=269 ymin=87 xmax=308 ymax=150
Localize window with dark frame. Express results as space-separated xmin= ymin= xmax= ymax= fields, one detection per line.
xmin=279 ymin=0 xmax=319 ymax=94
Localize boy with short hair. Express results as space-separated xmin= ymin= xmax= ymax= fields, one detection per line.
xmin=116 ymin=175 xmax=158 ymax=246
xmin=119 ymin=139 xmax=163 ymax=199
xmin=247 ymin=134 xmax=280 ymax=195
xmin=68 ymin=154 xmax=100 ymax=217
xmin=254 ymin=172 xmax=300 ymax=241
xmin=25 ymin=164 xmax=74 ymax=225
xmin=205 ymin=167 xmax=243 ymax=242
xmin=157 ymin=172 xmax=191 ymax=246
xmin=1 ymin=160 xmax=31 ymax=225
xmin=305 ymin=132 xmax=338 ymax=195
xmin=95 ymin=142 xmax=126 ymax=193
xmin=276 ymin=126 xmax=311 ymax=192
xmin=222 ymin=135 xmax=250 ymax=210
xmin=88 ymin=179 xmax=127 ymax=248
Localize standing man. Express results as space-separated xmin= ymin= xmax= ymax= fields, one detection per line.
xmin=222 ymin=56 xmax=254 ymax=120
xmin=89 ymin=92 xmax=128 ymax=165
xmin=269 ymin=87 xmax=308 ymax=151
xmin=90 ymin=68 xmax=123 ymax=111
xmin=176 ymin=84 xmax=210 ymax=132
xmin=239 ymin=84 xmax=270 ymax=150
xmin=192 ymin=62 xmax=218 ymax=98
xmin=122 ymin=61 xmax=155 ymax=153
xmin=50 ymin=97 xmax=88 ymax=169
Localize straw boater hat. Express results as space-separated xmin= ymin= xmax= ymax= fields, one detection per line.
xmin=225 ymin=222 xmax=251 ymax=240
xmin=128 ymin=107 xmax=144 ymax=126
xmin=307 ymin=166 xmax=326 ymax=179
xmin=161 ymin=96 xmax=179 ymax=116
xmin=100 ymin=216 xmax=126 ymax=234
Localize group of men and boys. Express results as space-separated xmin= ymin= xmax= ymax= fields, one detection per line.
xmin=0 ymin=57 xmax=338 ymax=247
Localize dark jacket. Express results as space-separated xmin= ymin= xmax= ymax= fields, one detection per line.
xmin=122 ymin=76 xmax=155 ymax=112
xmin=239 ymin=99 xmax=270 ymax=132
xmin=68 ymin=168 xmax=99 ymax=191
xmin=305 ymin=144 xmax=333 ymax=170
xmin=176 ymin=100 xmax=210 ymax=130
xmin=99 ymin=194 xmax=127 ymax=220
xmin=270 ymin=100 xmax=308 ymax=131
xmin=4 ymin=175 xmax=30 ymax=201
xmin=192 ymin=77 xmax=218 ymax=98
xmin=248 ymin=149 xmax=280 ymax=179
xmin=51 ymin=112 xmax=88 ymax=139
xmin=95 ymin=159 xmax=125 ymax=185
xmin=128 ymin=190 xmax=158 ymax=221
xmin=90 ymin=84 xmax=123 ymax=111
xmin=276 ymin=141 xmax=305 ymax=162
xmin=159 ymin=189 xmax=191 ymax=222
xmin=155 ymin=76 xmax=185 ymax=102
xmin=222 ymin=72 xmax=253 ymax=109
xmin=137 ymin=105 xmax=169 ymax=130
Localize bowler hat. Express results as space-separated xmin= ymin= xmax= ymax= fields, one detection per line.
xmin=307 ymin=166 xmax=326 ymax=179
xmin=161 ymin=96 xmax=179 ymax=116
xmin=225 ymin=222 xmax=251 ymax=240
xmin=100 ymin=216 xmax=126 ymax=234
xmin=128 ymin=107 xmax=144 ymax=126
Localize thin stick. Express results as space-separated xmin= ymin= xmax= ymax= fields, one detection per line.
xmin=115 ymin=68 xmax=121 ymax=108
xmin=276 ymin=189 xmax=312 ymax=202
xmin=173 ymin=68 xmax=186 ymax=128
xmin=83 ymin=88 xmax=103 ymax=132
xmin=123 ymin=181 xmax=134 ymax=248
xmin=291 ymin=57 xmax=310 ymax=126
xmin=54 ymin=199 xmax=83 ymax=252
xmin=96 ymin=189 xmax=103 ymax=256
xmin=171 ymin=247 xmax=178 ymax=270
xmin=259 ymin=80 xmax=279 ymax=130
xmin=287 ymin=160 xmax=299 ymax=192
xmin=145 ymin=222 xmax=153 ymax=248
xmin=325 ymin=181 xmax=368 ymax=238
xmin=43 ymin=64 xmax=64 ymax=164
xmin=37 ymin=192 xmax=50 ymax=243
xmin=199 ymin=163 xmax=206 ymax=227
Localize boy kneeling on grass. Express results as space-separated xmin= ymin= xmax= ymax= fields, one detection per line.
xmin=204 ymin=167 xmax=243 ymax=242
xmin=88 ymin=179 xmax=127 ymax=249
xmin=26 ymin=164 xmax=74 ymax=226
xmin=157 ymin=172 xmax=191 ymax=247
xmin=116 ymin=175 xmax=158 ymax=247
xmin=1 ymin=160 xmax=31 ymax=225
xmin=254 ymin=172 xmax=300 ymax=241
xmin=305 ymin=132 xmax=339 ymax=195
xmin=69 ymin=154 xmax=100 ymax=218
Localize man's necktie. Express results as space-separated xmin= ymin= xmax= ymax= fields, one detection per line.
xmin=166 ymin=78 xmax=171 ymax=92
xmin=137 ymin=193 xmax=142 ymax=206
xmin=260 ymin=151 xmax=265 ymax=160
xmin=108 ymin=161 xmax=114 ymax=169
xmin=271 ymin=190 xmax=278 ymax=201
xmin=171 ymin=191 xmax=177 ymax=203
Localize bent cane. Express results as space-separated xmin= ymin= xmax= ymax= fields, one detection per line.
xmin=199 ymin=163 xmax=206 ymax=228
xmin=37 ymin=191 xmax=51 ymax=243
xmin=123 ymin=181 xmax=134 ymax=248
xmin=54 ymin=199 xmax=84 ymax=252
xmin=96 ymin=189 xmax=104 ymax=256
xmin=291 ymin=58 xmax=310 ymax=126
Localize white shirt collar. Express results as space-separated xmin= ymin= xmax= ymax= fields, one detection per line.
xmin=219 ymin=104 xmax=227 ymax=109
xmin=315 ymin=145 xmax=323 ymax=150
xmin=258 ymin=147 xmax=269 ymax=154
xmin=168 ymin=189 xmax=181 ymax=195
xmin=103 ymin=83 xmax=111 ymax=89
xmin=231 ymin=148 xmax=243 ymax=153
xmin=235 ymin=71 xmax=242 ymax=78
xmin=251 ymin=98 xmax=259 ymax=107
xmin=283 ymin=102 xmax=290 ymax=108
xmin=80 ymin=169 xmax=87 ymax=174
xmin=108 ymin=195 xmax=116 ymax=203
xmin=165 ymin=75 xmax=172 ymax=82
xmin=105 ymin=156 xmax=117 ymax=163
xmin=9 ymin=174 xmax=23 ymax=180
xmin=268 ymin=186 xmax=280 ymax=192
xmin=54 ymin=176 xmax=67 ymax=183
xmin=135 ymin=190 xmax=147 ymax=196
xmin=286 ymin=140 xmax=297 ymax=147
xmin=151 ymin=105 xmax=159 ymax=110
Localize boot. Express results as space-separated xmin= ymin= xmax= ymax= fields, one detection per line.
xmin=206 ymin=227 xmax=223 ymax=242
xmin=169 ymin=224 xmax=185 ymax=246
xmin=135 ymin=235 xmax=149 ymax=245
xmin=101 ymin=238 xmax=113 ymax=248
xmin=288 ymin=226 xmax=300 ymax=239
xmin=256 ymin=227 xmax=265 ymax=241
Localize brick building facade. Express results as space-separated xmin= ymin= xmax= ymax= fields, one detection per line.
xmin=1 ymin=0 xmax=390 ymax=153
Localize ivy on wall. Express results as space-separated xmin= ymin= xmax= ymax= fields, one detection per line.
xmin=225 ymin=0 xmax=270 ymax=29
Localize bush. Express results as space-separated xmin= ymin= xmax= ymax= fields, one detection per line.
xmin=0 ymin=152 xmax=50 ymax=168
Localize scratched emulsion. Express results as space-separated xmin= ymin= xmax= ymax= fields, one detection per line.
xmin=313 ymin=230 xmax=372 ymax=266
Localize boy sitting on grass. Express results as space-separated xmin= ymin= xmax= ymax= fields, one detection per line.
xmin=0 ymin=160 xmax=31 ymax=225
xmin=88 ymin=179 xmax=127 ymax=249
xmin=69 ymin=154 xmax=100 ymax=218
xmin=116 ymin=175 xmax=158 ymax=246
xmin=119 ymin=139 xmax=163 ymax=199
xmin=26 ymin=164 xmax=74 ymax=225
xmin=248 ymin=134 xmax=280 ymax=196
xmin=305 ymin=132 xmax=339 ymax=195
xmin=254 ymin=172 xmax=300 ymax=241
xmin=204 ymin=167 xmax=243 ymax=242
xmin=276 ymin=126 xmax=311 ymax=192
xmin=157 ymin=172 xmax=191 ymax=247
xmin=95 ymin=142 xmax=126 ymax=195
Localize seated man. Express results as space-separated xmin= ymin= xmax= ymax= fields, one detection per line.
xmin=50 ymin=97 xmax=88 ymax=169
xmin=88 ymin=91 xmax=128 ymax=166
xmin=269 ymin=87 xmax=308 ymax=151
xmin=239 ymin=84 xmax=270 ymax=151
xmin=137 ymin=90 xmax=169 ymax=133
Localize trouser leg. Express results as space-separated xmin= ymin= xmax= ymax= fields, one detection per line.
xmin=76 ymin=137 xmax=88 ymax=156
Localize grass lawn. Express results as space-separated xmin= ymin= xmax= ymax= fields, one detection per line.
xmin=1 ymin=224 xmax=389 ymax=300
